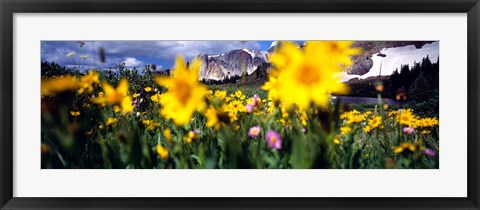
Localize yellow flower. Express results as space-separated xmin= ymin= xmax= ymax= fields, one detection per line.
xmin=364 ymin=111 xmax=372 ymax=117
xmin=261 ymin=75 xmax=281 ymax=100
xmin=150 ymin=93 xmax=162 ymax=104
xmin=234 ymin=90 xmax=244 ymax=99
xmin=267 ymin=102 xmax=276 ymax=114
xmin=278 ymin=119 xmax=288 ymax=126
xmin=105 ymin=117 xmax=117 ymax=127
xmin=414 ymin=117 xmax=438 ymax=134
xmin=184 ymin=130 xmax=199 ymax=143
xmin=205 ymin=106 xmax=222 ymax=130
xmin=156 ymin=145 xmax=169 ymax=159
xmin=91 ymin=79 xmax=134 ymax=115
xmin=133 ymin=93 xmax=140 ymax=98
xmin=421 ymin=130 xmax=432 ymax=134
xmin=307 ymin=41 xmax=361 ymax=66
xmin=333 ymin=135 xmax=341 ymax=144
xmin=364 ymin=126 xmax=372 ymax=133
xmin=206 ymin=90 xmax=214 ymax=100
xmin=393 ymin=142 xmax=416 ymax=154
xmin=78 ymin=71 xmax=100 ymax=94
xmin=265 ymin=41 xmax=359 ymax=109
xmin=426 ymin=117 xmax=439 ymax=126
xmin=144 ymin=87 xmax=152 ymax=92
xmin=113 ymin=105 xmax=121 ymax=113
xmin=69 ymin=111 xmax=80 ymax=117
xmin=341 ymin=109 xmax=360 ymax=119
xmin=397 ymin=109 xmax=417 ymax=126
xmin=340 ymin=126 xmax=351 ymax=135
xmin=280 ymin=106 xmax=289 ymax=118
xmin=415 ymin=117 xmax=439 ymax=128
xmin=155 ymin=56 xmax=207 ymax=125
xmin=213 ymin=90 xmax=227 ymax=99
xmin=41 ymin=75 xmax=78 ymax=97
xmin=341 ymin=110 xmax=366 ymax=125
xmin=364 ymin=116 xmax=382 ymax=133
xmin=347 ymin=114 xmax=365 ymax=125
xmin=121 ymin=96 xmax=134 ymax=114
xmin=142 ymin=119 xmax=160 ymax=130
xmin=225 ymin=100 xmax=246 ymax=122
xmin=299 ymin=110 xmax=308 ymax=126
xmin=388 ymin=110 xmax=398 ymax=117
xmin=163 ymin=129 xmax=172 ymax=142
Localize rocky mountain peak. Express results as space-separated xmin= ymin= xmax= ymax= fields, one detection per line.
xmin=197 ymin=49 xmax=268 ymax=81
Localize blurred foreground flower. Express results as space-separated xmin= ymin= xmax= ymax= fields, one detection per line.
xmin=91 ymin=79 xmax=134 ymax=114
xmin=41 ymin=75 xmax=78 ymax=97
xmin=263 ymin=41 xmax=360 ymax=109
xmin=155 ymin=56 xmax=207 ymax=125
xmin=205 ymin=106 xmax=223 ymax=130
xmin=78 ymin=71 xmax=100 ymax=94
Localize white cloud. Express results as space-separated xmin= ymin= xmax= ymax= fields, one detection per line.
xmin=122 ymin=57 xmax=144 ymax=68
xmin=157 ymin=41 xmax=261 ymax=60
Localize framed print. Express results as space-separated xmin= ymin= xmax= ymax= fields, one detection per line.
xmin=1 ymin=0 xmax=479 ymax=209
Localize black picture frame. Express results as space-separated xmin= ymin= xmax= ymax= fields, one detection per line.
xmin=1 ymin=0 xmax=479 ymax=209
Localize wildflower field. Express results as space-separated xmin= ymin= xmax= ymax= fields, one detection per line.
xmin=41 ymin=41 xmax=439 ymax=169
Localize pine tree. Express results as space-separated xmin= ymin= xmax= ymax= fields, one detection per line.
xmin=409 ymin=71 xmax=430 ymax=102
xmin=399 ymin=64 xmax=410 ymax=88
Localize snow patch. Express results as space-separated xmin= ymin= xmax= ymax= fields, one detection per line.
xmin=336 ymin=72 xmax=360 ymax=82
xmin=242 ymin=48 xmax=256 ymax=59
xmin=270 ymin=41 xmax=279 ymax=48
xmin=359 ymin=42 xmax=439 ymax=79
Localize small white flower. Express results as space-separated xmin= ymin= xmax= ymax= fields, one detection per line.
xmin=66 ymin=52 xmax=76 ymax=57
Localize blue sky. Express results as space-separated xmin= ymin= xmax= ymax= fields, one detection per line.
xmin=41 ymin=41 xmax=291 ymax=71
